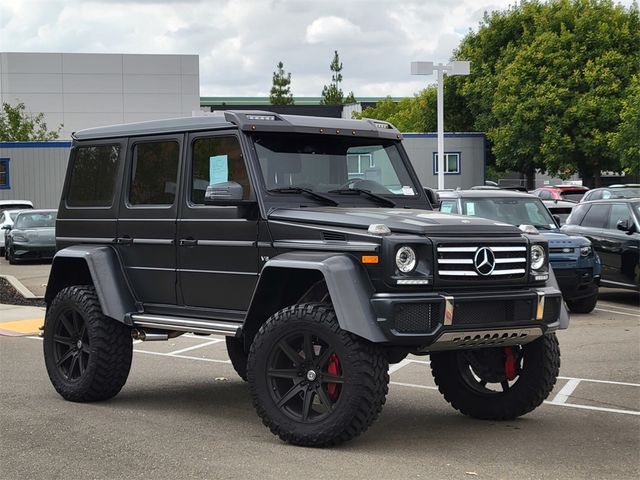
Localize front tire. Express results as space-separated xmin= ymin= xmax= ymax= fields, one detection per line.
xmin=248 ymin=303 xmax=389 ymax=447
xmin=566 ymin=293 xmax=598 ymax=314
xmin=43 ymin=285 xmax=133 ymax=402
xmin=431 ymin=333 xmax=560 ymax=420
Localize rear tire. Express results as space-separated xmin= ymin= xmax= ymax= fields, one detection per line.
xmin=431 ymin=333 xmax=560 ymax=420
xmin=226 ymin=337 xmax=248 ymax=381
xmin=43 ymin=285 xmax=132 ymax=402
xmin=566 ymin=293 xmax=598 ymax=314
xmin=248 ymin=303 xmax=388 ymax=447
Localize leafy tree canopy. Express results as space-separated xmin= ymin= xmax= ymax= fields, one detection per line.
xmin=270 ymin=61 xmax=294 ymax=105
xmin=0 ymin=102 xmax=61 ymax=141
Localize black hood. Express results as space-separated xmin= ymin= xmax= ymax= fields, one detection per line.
xmin=269 ymin=207 xmax=522 ymax=237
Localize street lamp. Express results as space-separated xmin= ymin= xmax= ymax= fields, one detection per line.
xmin=411 ymin=60 xmax=470 ymax=190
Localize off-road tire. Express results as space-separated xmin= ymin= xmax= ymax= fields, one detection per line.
xmin=247 ymin=303 xmax=388 ymax=447
xmin=566 ymin=293 xmax=598 ymax=314
xmin=431 ymin=333 xmax=560 ymax=420
xmin=226 ymin=336 xmax=248 ymax=381
xmin=43 ymin=285 xmax=132 ymax=402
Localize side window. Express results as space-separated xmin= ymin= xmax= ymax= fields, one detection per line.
xmin=129 ymin=141 xmax=179 ymax=206
xmin=607 ymin=203 xmax=631 ymax=230
xmin=539 ymin=190 xmax=553 ymax=200
xmin=440 ymin=200 xmax=459 ymax=214
xmin=581 ymin=204 xmax=609 ymax=228
xmin=191 ymin=136 xmax=250 ymax=204
xmin=566 ymin=204 xmax=588 ymax=225
xmin=67 ymin=145 xmax=120 ymax=207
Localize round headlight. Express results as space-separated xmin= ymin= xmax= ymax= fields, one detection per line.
xmin=580 ymin=245 xmax=592 ymax=257
xmin=530 ymin=245 xmax=546 ymax=270
xmin=396 ymin=246 xmax=417 ymax=273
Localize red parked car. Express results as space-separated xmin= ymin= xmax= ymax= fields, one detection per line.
xmin=532 ymin=185 xmax=589 ymax=202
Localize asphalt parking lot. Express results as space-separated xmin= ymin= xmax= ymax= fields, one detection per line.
xmin=1 ymin=261 xmax=639 ymax=479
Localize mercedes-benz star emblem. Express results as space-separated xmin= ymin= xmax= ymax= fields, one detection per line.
xmin=474 ymin=247 xmax=496 ymax=276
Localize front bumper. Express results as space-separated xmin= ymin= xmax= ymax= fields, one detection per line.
xmin=370 ymin=285 xmax=564 ymax=350
xmin=11 ymin=242 xmax=56 ymax=261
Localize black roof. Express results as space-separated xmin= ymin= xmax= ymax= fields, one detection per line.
xmin=438 ymin=189 xmax=536 ymax=199
xmin=72 ymin=110 xmax=402 ymax=141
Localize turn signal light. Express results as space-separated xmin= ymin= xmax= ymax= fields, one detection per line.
xmin=361 ymin=255 xmax=379 ymax=264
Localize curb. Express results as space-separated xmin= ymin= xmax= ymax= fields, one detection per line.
xmin=0 ymin=274 xmax=44 ymax=299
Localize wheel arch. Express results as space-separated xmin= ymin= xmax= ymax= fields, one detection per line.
xmin=242 ymin=251 xmax=385 ymax=350
xmin=45 ymin=245 xmax=137 ymax=325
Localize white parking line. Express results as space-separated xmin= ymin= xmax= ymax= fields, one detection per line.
xmin=558 ymin=376 xmax=640 ymax=388
xmin=596 ymin=302 xmax=640 ymax=312
xmin=389 ymin=359 xmax=412 ymax=374
xmin=391 ymin=381 xmax=438 ymax=391
xmin=550 ymin=378 xmax=581 ymax=404
xmin=167 ymin=339 xmax=223 ymax=356
xmin=133 ymin=348 xmax=231 ymax=364
xmin=594 ymin=307 xmax=640 ymax=318
xmin=543 ymin=401 xmax=640 ymax=416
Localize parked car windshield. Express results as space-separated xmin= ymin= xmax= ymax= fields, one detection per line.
xmin=603 ymin=187 xmax=640 ymax=199
xmin=251 ymin=132 xmax=419 ymax=198
xmin=461 ymin=197 xmax=557 ymax=230
xmin=14 ymin=211 xmax=57 ymax=229
xmin=561 ymin=191 xmax=586 ymax=202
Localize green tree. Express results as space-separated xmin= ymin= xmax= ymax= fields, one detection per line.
xmin=0 ymin=102 xmax=61 ymax=141
xmin=609 ymin=74 xmax=640 ymax=175
xmin=453 ymin=0 xmax=640 ymax=188
xmin=269 ymin=61 xmax=294 ymax=105
xmin=321 ymin=50 xmax=357 ymax=105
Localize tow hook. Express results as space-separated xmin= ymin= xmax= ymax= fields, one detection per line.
xmin=504 ymin=346 xmax=517 ymax=381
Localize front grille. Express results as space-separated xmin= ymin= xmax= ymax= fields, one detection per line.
xmin=452 ymin=298 xmax=534 ymax=325
xmin=436 ymin=243 xmax=527 ymax=280
xmin=393 ymin=302 xmax=442 ymax=333
xmin=550 ymin=247 xmax=575 ymax=254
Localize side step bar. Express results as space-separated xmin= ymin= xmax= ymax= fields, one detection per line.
xmin=131 ymin=314 xmax=241 ymax=337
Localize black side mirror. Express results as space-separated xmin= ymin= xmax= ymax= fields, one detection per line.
xmin=204 ymin=181 xmax=244 ymax=204
xmin=616 ymin=219 xmax=635 ymax=234
xmin=1 ymin=225 xmax=11 ymax=230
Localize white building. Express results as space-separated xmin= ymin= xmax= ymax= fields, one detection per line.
xmin=0 ymin=52 xmax=200 ymax=138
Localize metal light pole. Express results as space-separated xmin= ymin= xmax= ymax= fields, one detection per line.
xmin=411 ymin=60 xmax=471 ymax=190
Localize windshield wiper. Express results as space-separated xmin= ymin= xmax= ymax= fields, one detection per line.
xmin=328 ymin=188 xmax=396 ymax=207
xmin=268 ymin=187 xmax=339 ymax=206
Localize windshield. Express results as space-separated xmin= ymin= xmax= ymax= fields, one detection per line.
xmin=560 ymin=191 xmax=586 ymax=202
xmin=603 ymin=187 xmax=640 ymax=199
xmin=14 ymin=211 xmax=57 ymax=229
xmin=461 ymin=197 xmax=557 ymax=230
xmin=251 ymin=132 xmax=419 ymax=200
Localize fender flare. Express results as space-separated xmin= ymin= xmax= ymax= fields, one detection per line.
xmin=245 ymin=251 xmax=386 ymax=343
xmin=45 ymin=245 xmax=137 ymax=324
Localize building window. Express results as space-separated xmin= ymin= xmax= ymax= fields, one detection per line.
xmin=432 ymin=153 xmax=460 ymax=175
xmin=0 ymin=158 xmax=9 ymax=189
xmin=347 ymin=153 xmax=374 ymax=177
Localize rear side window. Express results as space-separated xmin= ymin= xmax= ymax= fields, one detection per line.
xmin=67 ymin=145 xmax=120 ymax=207
xmin=440 ymin=200 xmax=459 ymax=214
xmin=565 ymin=204 xmax=589 ymax=225
xmin=607 ymin=203 xmax=631 ymax=230
xmin=129 ymin=141 xmax=180 ymax=205
xmin=581 ymin=204 xmax=609 ymax=228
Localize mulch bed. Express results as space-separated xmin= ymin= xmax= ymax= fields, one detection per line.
xmin=0 ymin=277 xmax=46 ymax=307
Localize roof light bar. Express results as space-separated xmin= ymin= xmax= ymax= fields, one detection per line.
xmin=245 ymin=114 xmax=276 ymax=121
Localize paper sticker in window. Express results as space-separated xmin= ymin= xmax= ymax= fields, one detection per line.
xmin=466 ymin=202 xmax=476 ymax=216
xmin=210 ymin=155 xmax=229 ymax=185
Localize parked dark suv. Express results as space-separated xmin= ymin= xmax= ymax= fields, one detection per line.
xmin=43 ymin=112 xmax=567 ymax=447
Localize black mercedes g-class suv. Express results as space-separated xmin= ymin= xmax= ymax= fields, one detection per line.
xmin=43 ymin=111 xmax=568 ymax=447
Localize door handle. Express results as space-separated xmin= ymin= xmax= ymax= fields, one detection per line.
xmin=116 ymin=236 xmax=133 ymax=245
xmin=179 ymin=238 xmax=198 ymax=247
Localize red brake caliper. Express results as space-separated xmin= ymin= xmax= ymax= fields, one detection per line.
xmin=504 ymin=346 xmax=517 ymax=381
xmin=326 ymin=353 xmax=341 ymax=401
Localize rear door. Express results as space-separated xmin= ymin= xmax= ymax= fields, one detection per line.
xmin=116 ymin=135 xmax=182 ymax=305
xmin=177 ymin=132 xmax=260 ymax=313
xmin=601 ymin=203 xmax=640 ymax=286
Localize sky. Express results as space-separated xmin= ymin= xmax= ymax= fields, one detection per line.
xmin=0 ymin=0 xmax=636 ymax=98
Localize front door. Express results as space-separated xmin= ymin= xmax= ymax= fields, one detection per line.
xmin=116 ymin=135 xmax=182 ymax=305
xmin=177 ymin=132 xmax=260 ymax=312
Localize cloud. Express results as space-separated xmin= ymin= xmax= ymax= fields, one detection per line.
xmin=305 ymin=16 xmax=362 ymax=45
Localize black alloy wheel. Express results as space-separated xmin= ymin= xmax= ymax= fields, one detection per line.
xmin=266 ymin=330 xmax=344 ymax=423
xmin=52 ymin=307 xmax=91 ymax=381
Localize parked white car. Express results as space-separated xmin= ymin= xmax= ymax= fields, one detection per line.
xmin=0 ymin=200 xmax=34 ymax=257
